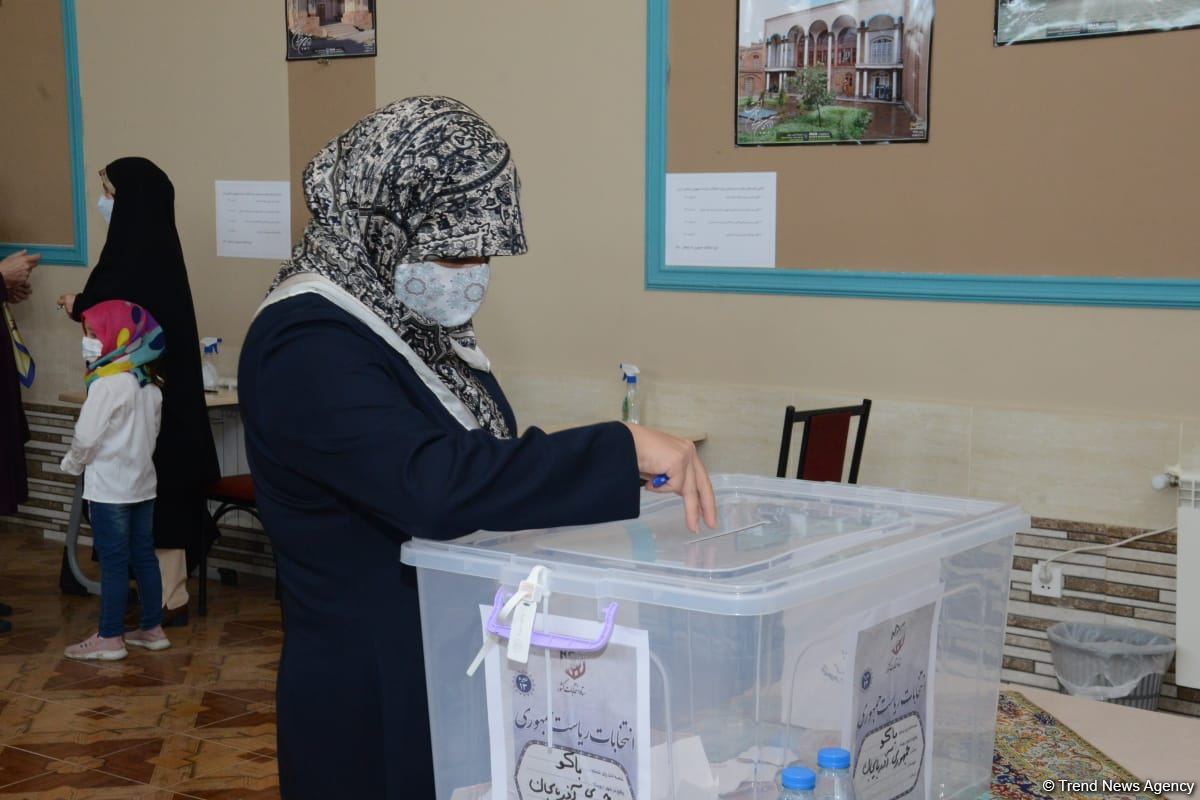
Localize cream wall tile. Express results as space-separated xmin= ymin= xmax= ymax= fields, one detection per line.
xmin=1006 ymin=634 xmax=1050 ymax=650
xmin=1102 ymin=571 xmax=1176 ymax=591
xmin=1063 ymin=595 xmax=1175 ymax=612
xmin=499 ymin=369 xmax=612 ymax=430
xmin=1105 ymin=549 xmax=1177 ymax=566
xmin=645 ymin=382 xmax=850 ymax=476
xmin=503 ymin=370 xmax=974 ymax=495
xmin=502 ymin=368 xmax=1187 ymax=529
xmin=854 ymin=400 xmax=972 ymax=496
xmin=1012 ymin=547 xmax=1106 ymax=568
xmin=1007 ymin=600 xmax=1108 ymax=625
xmin=1006 ymin=646 xmax=1050 ymax=663
xmin=1002 ymin=670 xmax=1058 ymax=690
xmin=969 ymin=409 xmax=1180 ymax=528
xmin=1181 ymin=419 xmax=1200 ymax=469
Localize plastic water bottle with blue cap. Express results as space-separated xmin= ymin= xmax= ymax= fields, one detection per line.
xmin=815 ymin=748 xmax=855 ymax=800
xmin=780 ymin=766 xmax=816 ymax=800
xmin=619 ymin=362 xmax=640 ymax=424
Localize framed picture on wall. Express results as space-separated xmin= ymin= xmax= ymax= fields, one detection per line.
xmin=285 ymin=0 xmax=377 ymax=61
xmin=736 ymin=0 xmax=934 ymax=146
xmin=995 ymin=0 xmax=1200 ymax=46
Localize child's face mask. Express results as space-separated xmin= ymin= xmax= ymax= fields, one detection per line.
xmin=393 ymin=261 xmax=490 ymax=327
xmin=82 ymin=336 xmax=103 ymax=364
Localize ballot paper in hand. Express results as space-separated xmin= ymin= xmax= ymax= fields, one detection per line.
xmin=481 ymin=606 xmax=651 ymax=800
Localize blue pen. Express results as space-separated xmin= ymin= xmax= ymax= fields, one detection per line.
xmin=652 ymin=474 xmax=669 ymax=488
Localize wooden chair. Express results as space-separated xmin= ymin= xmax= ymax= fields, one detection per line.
xmin=776 ymin=400 xmax=872 ymax=483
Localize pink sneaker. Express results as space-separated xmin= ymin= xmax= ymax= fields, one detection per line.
xmin=65 ymin=633 xmax=128 ymax=661
xmin=124 ymin=626 xmax=171 ymax=651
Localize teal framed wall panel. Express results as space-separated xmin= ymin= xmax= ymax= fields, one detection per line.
xmin=643 ymin=0 xmax=1200 ymax=309
xmin=0 ymin=0 xmax=87 ymax=267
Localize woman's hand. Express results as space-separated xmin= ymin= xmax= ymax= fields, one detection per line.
xmin=8 ymin=282 xmax=32 ymax=304
xmin=1 ymin=250 xmax=39 ymax=290
xmin=57 ymin=293 xmax=76 ymax=316
xmin=623 ymin=423 xmax=718 ymax=534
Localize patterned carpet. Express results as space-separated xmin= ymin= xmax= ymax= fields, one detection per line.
xmin=992 ymin=691 xmax=1156 ymax=800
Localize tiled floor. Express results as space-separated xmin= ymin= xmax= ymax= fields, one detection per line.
xmin=0 ymin=526 xmax=282 ymax=799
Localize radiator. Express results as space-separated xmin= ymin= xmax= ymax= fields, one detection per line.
xmin=1173 ymin=468 xmax=1199 ymax=688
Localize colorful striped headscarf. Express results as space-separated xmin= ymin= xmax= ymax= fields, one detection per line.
xmin=80 ymin=300 xmax=166 ymax=391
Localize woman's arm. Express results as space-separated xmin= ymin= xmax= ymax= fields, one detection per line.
xmin=69 ymin=260 xmax=154 ymax=320
xmin=69 ymin=271 xmax=116 ymax=320
xmin=243 ymin=321 xmax=642 ymax=542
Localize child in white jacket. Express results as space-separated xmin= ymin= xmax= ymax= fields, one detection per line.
xmin=61 ymin=300 xmax=169 ymax=660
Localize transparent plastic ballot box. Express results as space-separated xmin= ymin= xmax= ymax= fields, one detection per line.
xmin=400 ymin=474 xmax=1025 ymax=800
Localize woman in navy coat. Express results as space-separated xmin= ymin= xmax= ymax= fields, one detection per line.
xmin=238 ymin=96 xmax=715 ymax=800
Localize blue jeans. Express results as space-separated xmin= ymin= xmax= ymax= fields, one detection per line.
xmin=90 ymin=500 xmax=162 ymax=637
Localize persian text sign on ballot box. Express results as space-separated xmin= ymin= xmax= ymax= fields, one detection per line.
xmin=402 ymin=475 xmax=1026 ymax=800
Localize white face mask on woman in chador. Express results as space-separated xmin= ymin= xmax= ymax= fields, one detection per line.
xmin=393 ymin=259 xmax=491 ymax=327
xmin=97 ymin=195 xmax=114 ymax=225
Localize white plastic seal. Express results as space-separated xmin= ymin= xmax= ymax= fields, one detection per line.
xmin=466 ymin=565 xmax=550 ymax=677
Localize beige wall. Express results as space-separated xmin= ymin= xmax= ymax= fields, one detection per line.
xmin=10 ymin=0 xmax=1200 ymax=530
xmin=374 ymin=0 xmax=1200 ymax=527
xmin=288 ymin=58 xmax=376 ymax=242
xmin=13 ymin=0 xmax=289 ymax=402
xmin=0 ymin=0 xmax=74 ymax=245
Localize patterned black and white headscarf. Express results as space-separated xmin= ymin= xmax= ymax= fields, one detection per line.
xmin=272 ymin=96 xmax=527 ymax=438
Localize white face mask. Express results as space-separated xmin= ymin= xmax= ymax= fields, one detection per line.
xmin=82 ymin=336 xmax=104 ymax=364
xmin=394 ymin=261 xmax=491 ymax=327
xmin=97 ymin=195 xmax=114 ymax=225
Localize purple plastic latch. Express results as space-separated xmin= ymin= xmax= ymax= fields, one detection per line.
xmin=486 ymin=588 xmax=618 ymax=653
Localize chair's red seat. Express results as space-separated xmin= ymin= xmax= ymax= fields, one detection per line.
xmin=207 ymin=474 xmax=256 ymax=505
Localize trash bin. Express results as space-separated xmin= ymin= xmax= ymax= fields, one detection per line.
xmin=1046 ymin=622 xmax=1175 ymax=710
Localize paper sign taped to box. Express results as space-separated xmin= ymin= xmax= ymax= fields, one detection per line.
xmin=850 ymin=597 xmax=939 ymax=800
xmin=481 ymin=606 xmax=651 ymax=800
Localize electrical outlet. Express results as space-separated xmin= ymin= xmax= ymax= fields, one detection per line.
xmin=1031 ymin=562 xmax=1063 ymax=598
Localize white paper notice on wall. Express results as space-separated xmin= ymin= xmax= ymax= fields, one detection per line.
xmin=215 ymin=181 xmax=292 ymax=260
xmin=665 ymin=172 xmax=776 ymax=268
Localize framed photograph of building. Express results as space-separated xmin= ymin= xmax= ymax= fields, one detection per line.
xmin=996 ymin=0 xmax=1200 ymax=45
xmin=285 ymin=0 xmax=376 ymax=61
xmin=736 ymin=0 xmax=934 ymax=146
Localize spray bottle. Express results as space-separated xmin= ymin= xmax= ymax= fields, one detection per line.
xmin=200 ymin=337 xmax=222 ymax=392
xmin=619 ymin=363 xmax=640 ymax=424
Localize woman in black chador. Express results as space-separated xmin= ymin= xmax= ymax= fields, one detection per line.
xmin=60 ymin=157 xmax=219 ymax=621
